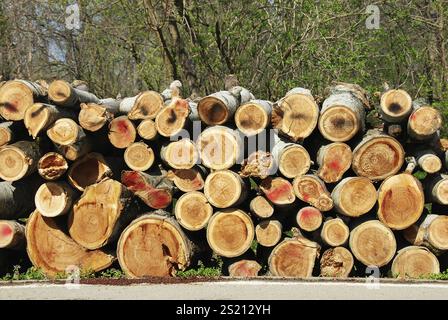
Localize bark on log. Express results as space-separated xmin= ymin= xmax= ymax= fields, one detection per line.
xmin=67 ymin=153 xmax=113 ymax=191
xmin=271 ymin=88 xmax=319 ymax=142
xmin=108 ymin=116 xmax=136 ymax=149
xmin=119 ymin=91 xmax=164 ymax=120
xmin=408 ymin=105 xmax=442 ymax=141
xmin=377 ymin=173 xmax=424 ymax=230
xmin=155 ymin=98 xmax=190 ymax=137
xmin=204 ymin=170 xmax=247 ymax=208
xmin=38 ymin=152 xmax=68 ymax=181
xmin=24 ymin=103 xmax=76 ymax=138
xmin=169 ymin=166 xmax=206 ymax=192
xmin=206 ymin=209 xmax=254 ymax=258
xmin=35 ymin=182 xmax=76 ymax=217
xmin=255 ymin=220 xmax=282 ymax=247
xmin=296 ymin=206 xmax=323 ymax=232
xmin=26 ymin=211 xmax=114 ymax=277
xmin=239 ymin=150 xmax=274 ymax=179
xmin=117 ymin=212 xmax=194 ymax=277
xmin=48 ymin=80 xmax=100 ymax=107
xmin=316 ymin=142 xmax=352 ymax=183
xmin=391 ymin=246 xmax=439 ymax=278
xmin=320 ymin=218 xmax=350 ymax=247
xmin=234 ymin=100 xmax=272 ymax=136
xmin=228 ymin=260 xmax=262 ymax=277
xmin=78 ymin=102 xmax=114 ymax=132
xmin=137 ymin=119 xmax=158 ymax=140
xmin=331 ymin=177 xmax=377 ymax=217
xmin=415 ymin=150 xmax=442 ymax=174
xmin=403 ymin=215 xmax=448 ymax=254
xmin=0 ymin=80 xmax=47 ymax=121
xmin=349 ymin=220 xmax=396 ymax=267
xmin=0 ymin=141 xmax=42 ymax=181
xmin=124 ymin=142 xmax=155 ymax=172
xmin=292 ymin=175 xmax=333 ymax=211
xmin=0 ymin=176 xmax=42 ymax=219
xmin=320 ymin=247 xmax=354 ymax=278
xmin=160 ymin=139 xmax=199 ymax=169
xmin=249 ymin=196 xmax=274 ymax=219
xmin=0 ymin=220 xmax=25 ymax=250
xmin=379 ymin=89 xmax=413 ymax=123
xmin=425 ymin=174 xmax=448 ymax=205
xmin=260 ymin=177 xmax=296 ymax=206
xmin=47 ymin=118 xmax=86 ymax=146
xmin=174 ymin=191 xmax=213 ymax=231
xmin=271 ymin=137 xmax=311 ymax=179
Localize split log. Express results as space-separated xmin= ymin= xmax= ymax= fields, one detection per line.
xmin=26 ymin=211 xmax=114 ymax=277
xmin=249 ymin=196 xmax=274 ymax=219
xmin=0 ymin=141 xmax=42 ymax=181
xmin=318 ymin=83 xmax=368 ymax=141
xmin=117 ymin=212 xmax=194 ymax=277
xmin=271 ymin=87 xmax=319 ymax=142
xmin=415 ymin=150 xmax=442 ymax=174
xmin=352 ymin=130 xmax=405 ymax=181
xmin=260 ymin=177 xmax=296 ymax=206
xmin=204 ymin=170 xmax=247 ymax=208
xmin=408 ymin=105 xmax=442 ymax=140
xmin=155 ymin=98 xmax=190 ymax=137
xmin=255 ymin=220 xmax=282 ymax=247
xmin=228 ymin=260 xmax=262 ymax=277
xmin=108 ymin=116 xmax=136 ymax=149
xmin=174 ymin=191 xmax=213 ymax=231
xmin=331 ymin=177 xmax=377 ymax=217
xmin=67 ymin=153 xmax=113 ymax=191
xmin=47 ymin=118 xmax=85 ymax=146
xmin=169 ymin=166 xmax=206 ymax=192
xmin=316 ymin=142 xmax=352 ymax=183
xmin=68 ymin=178 xmax=136 ymax=249
xmin=271 ymin=137 xmax=311 ymax=179
xmin=234 ymin=100 xmax=272 ymax=136
xmin=35 ymin=182 xmax=76 ymax=217
xmin=404 ymin=215 xmax=448 ymax=254
xmin=0 ymin=177 xmax=42 ymax=219
xmin=320 ymin=247 xmax=354 ymax=278
xmin=48 ymin=80 xmax=100 ymax=107
xmin=0 ymin=80 xmax=47 ymax=120
xmin=320 ymin=218 xmax=350 ymax=247
xmin=268 ymin=236 xmax=320 ymax=277
xmin=377 ymin=173 xmax=424 ymax=230
xmin=38 ymin=152 xmax=68 ymax=180
xmin=54 ymin=136 xmax=92 ymax=161
xmin=24 ymin=103 xmax=75 ymax=138
xmin=160 ymin=139 xmax=199 ymax=169
xmin=0 ymin=220 xmax=25 ymax=250
xmin=379 ymin=89 xmax=413 ymax=123
xmin=239 ymin=150 xmax=274 ymax=179
xmin=137 ymin=119 xmax=158 ymax=140
xmin=425 ymin=174 xmax=448 ymax=205
xmin=206 ymin=209 xmax=254 ymax=258
xmin=124 ymin=142 xmax=155 ymax=172
xmin=296 ymin=206 xmax=323 ymax=232
xmin=121 ymin=170 xmax=173 ymax=209
xmin=119 ymin=91 xmax=164 ymax=120
xmin=349 ymin=220 xmax=396 ymax=267
xmin=78 ymin=102 xmax=114 ymax=132
xmin=391 ymin=246 xmax=439 ymax=278
xmin=292 ymin=175 xmax=333 ymax=211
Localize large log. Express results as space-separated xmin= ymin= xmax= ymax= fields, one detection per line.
xmin=26 ymin=211 xmax=114 ymax=277
xmin=271 ymin=137 xmax=311 ymax=178
xmin=320 ymin=247 xmax=354 ymax=278
xmin=331 ymin=177 xmax=377 ymax=217
xmin=320 ymin=218 xmax=350 ymax=247
xmin=119 ymin=91 xmax=164 ymax=120
xmin=67 ymin=153 xmax=113 ymax=191
xmin=292 ymin=175 xmax=333 ymax=211
xmin=260 ymin=177 xmax=296 ymax=206
xmin=249 ymin=196 xmax=274 ymax=219
xmin=47 ymin=118 xmax=86 ymax=146
xmin=404 ymin=215 xmax=448 ymax=254
xmin=408 ymin=104 xmax=442 ymax=140
xmin=0 ymin=141 xmax=42 ymax=181
xmin=379 ymin=89 xmax=413 ymax=123
xmin=124 ymin=142 xmax=155 ymax=172
xmin=155 ymin=98 xmax=190 ymax=137
xmin=234 ymin=100 xmax=272 ymax=136
xmin=204 ymin=170 xmax=247 ymax=208
xmin=169 ymin=166 xmax=206 ymax=192
xmin=391 ymin=246 xmax=439 ymax=278
xmin=0 ymin=220 xmax=26 ymax=250
xmin=174 ymin=191 xmax=213 ymax=231
xmin=296 ymin=206 xmax=323 ymax=232
xmin=48 ymin=80 xmax=100 ymax=107
xmin=37 ymin=152 xmax=68 ymax=181
xmin=108 ymin=116 xmax=136 ymax=149
xmin=316 ymin=142 xmax=352 ymax=183
xmin=24 ymin=103 xmax=75 ymax=138
xmin=228 ymin=260 xmax=262 ymax=277
xmin=160 ymin=139 xmax=199 ymax=169
xmin=255 ymin=220 xmax=282 ymax=247
xmin=0 ymin=176 xmax=42 ymax=219
xmin=35 ymin=182 xmax=76 ymax=218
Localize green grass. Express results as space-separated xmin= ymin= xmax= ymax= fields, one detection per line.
xmin=424 ymin=269 xmax=448 ymax=281
xmin=176 ymin=261 xmax=222 ymax=278
xmin=1 ymin=266 xmax=46 ymax=281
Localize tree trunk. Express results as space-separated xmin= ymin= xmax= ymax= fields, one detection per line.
xmin=352 ymin=130 xmax=405 ymax=181
xmin=155 ymin=98 xmax=190 ymax=137
xmin=249 ymin=195 xmax=274 ymax=219
xmin=331 ymin=177 xmax=377 ymax=217
xmin=271 ymin=136 xmax=311 ymax=179
xmin=174 ymin=191 xmax=213 ymax=231
xmin=78 ymin=102 xmax=114 ymax=132
xmin=117 ymin=212 xmax=195 ymax=277
xmin=391 ymin=246 xmax=439 ymax=278
xmin=206 ymin=209 xmax=254 ymax=258
xmin=137 ymin=119 xmax=158 ymax=141
xmin=0 ymin=220 xmax=25 ymax=250
xmin=316 ymin=142 xmax=352 ymax=183
xmin=108 ymin=116 xmax=136 ymax=149
xmin=292 ymin=174 xmax=333 ymax=211
xmin=296 ymin=206 xmax=323 ymax=232
xmin=234 ymin=100 xmax=272 ymax=136
xmin=160 ymin=139 xmax=198 ymax=169
xmin=260 ymin=177 xmax=296 ymax=206
xmin=349 ymin=220 xmax=396 ymax=267
xmin=377 ymin=173 xmax=424 ymax=230
xmin=425 ymin=174 xmax=448 ymax=205
xmin=124 ymin=142 xmax=155 ymax=172
xmin=204 ymin=170 xmax=247 ymax=208
xmin=169 ymin=166 xmax=206 ymax=192
xmin=239 ymin=150 xmax=274 ymax=179
xmin=26 ymin=211 xmax=114 ymax=277
xmin=0 ymin=176 xmax=42 ymax=219
xmin=0 ymin=140 xmax=42 ymax=181
xmin=408 ymin=105 xmax=442 ymax=141
xmin=47 ymin=118 xmax=86 ymax=146
xmin=228 ymin=260 xmax=261 ymax=277
xmin=320 ymin=218 xmax=350 ymax=247
xmin=271 ymin=87 xmax=319 ymax=142
xmin=379 ymin=89 xmax=413 ymax=123
xmin=24 ymin=103 xmax=76 ymax=138
xmin=255 ymin=219 xmax=282 ymax=247
xmin=403 ymin=214 xmax=448 ymax=254
xmin=119 ymin=90 xmax=164 ymax=120
xmin=320 ymin=247 xmax=354 ymax=278
xmin=37 ymin=152 xmax=68 ymax=181
xmin=67 ymin=152 xmax=113 ymax=191
xmin=35 ymin=182 xmax=76 ymax=218
xmin=415 ymin=150 xmax=442 ymax=173
xmin=48 ymin=80 xmax=100 ymax=107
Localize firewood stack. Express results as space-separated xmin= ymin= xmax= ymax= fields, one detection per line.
xmin=0 ymin=78 xmax=446 ymax=279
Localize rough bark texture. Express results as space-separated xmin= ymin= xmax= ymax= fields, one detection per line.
xmin=48 ymin=80 xmax=100 ymax=107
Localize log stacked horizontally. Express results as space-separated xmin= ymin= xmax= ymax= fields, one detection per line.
xmin=0 ymin=78 xmax=447 ymax=280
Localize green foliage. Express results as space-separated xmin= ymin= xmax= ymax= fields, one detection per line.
xmin=413 ymin=170 xmax=427 ymax=181
xmin=425 ymin=269 xmax=448 ymax=280
xmin=176 ymin=260 xmax=222 ymax=278
xmin=1 ymin=266 xmax=46 ymax=281
xmin=99 ymin=268 xmax=125 ymax=279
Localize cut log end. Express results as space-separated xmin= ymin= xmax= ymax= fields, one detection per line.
xmin=137 ymin=119 xmax=157 ymax=140
xmin=48 ymin=80 xmax=72 ymax=105
xmin=260 ymin=177 xmax=295 ymax=205
xmin=128 ymin=91 xmax=164 ymax=120
xmin=155 ymin=99 xmax=189 ymax=137
xmin=228 ymin=260 xmax=262 ymax=277
xmin=317 ymin=143 xmax=352 ymax=183
xmin=408 ymin=106 xmax=442 ymax=140
xmin=0 ymin=220 xmax=25 ymax=250
xmin=0 ymin=141 xmax=40 ymax=181
xmin=332 ymin=177 xmax=377 ymax=217
xmin=204 ymin=170 xmax=245 ymax=208
xmin=292 ymin=175 xmax=333 ymax=211
xmin=296 ymin=206 xmax=323 ymax=232
xmin=240 ymin=151 xmax=274 ymax=179
xmin=35 ymin=182 xmax=74 ymax=217
xmin=249 ymin=196 xmax=274 ymax=218
xmin=78 ymin=103 xmax=110 ymax=132
xmin=320 ymin=247 xmax=354 ymax=278
xmin=198 ymin=96 xmax=230 ymax=125
xmin=47 ymin=118 xmax=82 ymax=146
xmin=427 ymin=216 xmax=448 ymax=251
xmin=0 ymin=80 xmax=35 ymax=120
xmin=24 ymin=103 xmax=53 ymax=138
xmin=0 ymin=125 xmax=13 ymax=147
xmin=108 ymin=116 xmax=136 ymax=149
xmin=171 ymin=168 xmax=205 ymax=192
xmin=380 ymin=89 xmax=412 ymax=122
xmin=255 ymin=220 xmax=282 ymax=247
xmin=432 ymin=178 xmax=448 ymax=205
xmin=174 ymin=191 xmax=213 ymax=231
xmin=162 ymin=139 xmax=198 ymax=169
xmin=124 ymin=142 xmax=155 ymax=172
xmin=418 ymin=154 xmax=442 ymax=174
xmin=391 ymin=246 xmax=439 ymax=278
xmin=321 ymin=218 xmax=349 ymax=247
xmin=67 ymin=153 xmax=112 ymax=191
xmin=235 ymin=102 xmax=269 ymax=135
xmin=278 ymin=145 xmax=311 ymax=178
xmin=318 ymin=106 xmax=360 ymax=142
xmin=39 ymin=152 xmax=71 ymax=180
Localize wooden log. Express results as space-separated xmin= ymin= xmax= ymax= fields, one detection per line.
xmin=78 ymin=102 xmax=114 ymax=132
xmin=204 ymin=170 xmax=247 ymax=208
xmin=403 ymin=215 xmax=448 ymax=254
xmin=38 ymin=152 xmax=68 ymax=180
xmin=48 ymin=80 xmax=100 ymax=107
xmin=239 ymin=150 xmax=274 ymax=179
xmin=67 ymin=153 xmax=113 ymax=191
xmin=24 ymin=103 xmax=75 ymax=138
xmin=377 ymin=173 xmax=424 ymax=230
xmin=249 ymin=196 xmax=274 ymax=219
xmin=391 ymin=246 xmax=439 ymax=278
xmin=108 ymin=116 xmax=136 ymax=149
xmin=174 ymin=191 xmax=213 ymax=231
xmin=296 ymin=206 xmax=323 ymax=232
xmin=0 ymin=141 xmax=42 ymax=181
xmin=169 ymin=166 xmax=206 ymax=192
xmin=331 ymin=177 xmax=377 ymax=217
xmin=124 ymin=142 xmax=155 ymax=172
xmin=197 ymin=126 xmax=241 ymax=170
xmin=352 ymin=130 xmax=405 ymax=181
xmin=318 ymin=83 xmax=368 ymax=141
xmin=155 ymin=98 xmax=190 ymax=137
xmin=206 ymin=209 xmax=254 ymax=258
xmin=415 ymin=150 xmax=442 ymax=174
xmin=26 ymin=211 xmax=114 ymax=277
xmin=35 ymin=182 xmax=76 ymax=217
xmin=117 ymin=212 xmax=194 ymax=277
xmin=408 ymin=105 xmax=442 ymax=141
xmin=425 ymin=174 xmax=448 ymax=205
xmin=137 ymin=118 xmax=158 ymax=140
xmin=271 ymin=137 xmax=311 ymax=179
xmin=379 ymin=89 xmax=413 ymax=123
xmin=119 ymin=91 xmax=164 ymax=120
xmin=228 ymin=260 xmax=262 ymax=277
xmin=47 ymin=118 xmax=85 ymax=146
xmin=321 ymin=218 xmax=350 ymax=247
xmin=160 ymin=139 xmax=199 ymax=169
xmin=268 ymin=236 xmax=320 ymax=277
xmin=68 ymin=178 xmax=136 ymax=249
xmin=54 ymin=136 xmax=92 ymax=161
xmin=316 ymin=142 xmax=352 ymax=183
xmin=255 ymin=220 xmax=282 ymax=247
xmin=0 ymin=121 xmax=14 ymax=147
xmin=0 ymin=80 xmax=47 ymax=121
xmin=234 ymin=100 xmax=272 ymax=136
xmin=292 ymin=175 xmax=333 ymax=211
xmin=0 ymin=220 xmax=25 ymax=250
xmin=121 ymin=170 xmax=173 ymax=209
xmin=0 ymin=176 xmax=42 ymax=219
xmin=349 ymin=220 xmax=396 ymax=267
xmin=260 ymin=177 xmax=296 ymax=206
xmin=320 ymin=247 xmax=354 ymax=278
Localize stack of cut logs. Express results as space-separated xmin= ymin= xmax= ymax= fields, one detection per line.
xmin=0 ymin=78 xmax=447 ymax=279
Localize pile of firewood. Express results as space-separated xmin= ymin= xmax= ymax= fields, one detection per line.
xmin=0 ymin=77 xmax=446 ymax=279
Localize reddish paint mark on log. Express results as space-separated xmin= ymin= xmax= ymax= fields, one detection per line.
xmin=299 ymin=208 xmax=318 ymax=220
xmin=0 ymin=225 xmax=12 ymax=237
xmin=266 ymin=183 xmax=291 ymax=202
xmin=410 ymin=113 xmax=416 ymax=121
xmin=122 ymin=171 xmax=148 ymax=191
xmin=148 ymin=189 xmax=171 ymax=209
xmin=116 ymin=120 xmax=129 ymax=134
xmin=328 ymin=160 xmax=341 ymax=171
xmin=303 ymin=194 xmax=310 ymax=202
